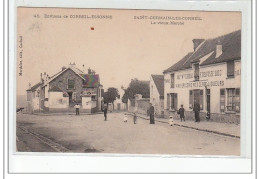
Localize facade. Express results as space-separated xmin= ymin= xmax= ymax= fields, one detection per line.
xmin=26 ymin=63 xmax=103 ymax=113
xmin=150 ymin=75 xmax=164 ymax=117
xmin=163 ymin=30 xmax=241 ymax=123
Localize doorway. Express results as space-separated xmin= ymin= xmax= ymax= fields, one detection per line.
xmin=206 ymin=89 xmax=210 ymax=112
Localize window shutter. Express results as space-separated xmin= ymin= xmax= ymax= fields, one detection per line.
xmin=235 ymin=88 xmax=240 ymax=113
xmin=227 ymin=61 xmax=235 ymax=77
xmin=167 ymin=94 xmax=170 ymax=109
xmin=200 ymin=90 xmax=203 ymax=110
xmin=220 ymin=89 xmax=225 ymax=112
xmin=189 ymin=90 xmax=193 ymax=109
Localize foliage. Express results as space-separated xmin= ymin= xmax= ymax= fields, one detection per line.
xmin=103 ymin=87 xmax=119 ymax=104
xmin=122 ymin=78 xmax=150 ymax=103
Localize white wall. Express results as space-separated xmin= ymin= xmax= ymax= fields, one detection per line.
xmin=150 ymin=76 xmax=163 ymax=115
xmin=48 ymin=92 xmax=69 ymax=108
xmin=164 ymin=60 xmax=241 ymax=114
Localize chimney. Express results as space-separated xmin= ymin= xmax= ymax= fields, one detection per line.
xmin=62 ymin=66 xmax=66 ymax=71
xmin=88 ymin=68 xmax=92 ymax=74
xmin=216 ymin=43 xmax=223 ymax=58
xmin=192 ymin=39 xmax=204 ymax=51
xmin=40 ymin=73 xmax=43 ymax=82
xmin=28 ymin=83 xmax=31 ymax=89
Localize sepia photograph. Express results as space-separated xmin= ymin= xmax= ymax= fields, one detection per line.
xmin=16 ymin=7 xmax=241 ymax=156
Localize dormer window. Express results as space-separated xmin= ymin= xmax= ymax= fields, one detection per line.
xmin=194 ymin=63 xmax=199 ymax=81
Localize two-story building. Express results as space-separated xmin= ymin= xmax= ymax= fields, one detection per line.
xmin=163 ymin=30 xmax=241 ymax=123
xmin=26 ymin=63 xmax=103 ymax=113
xmin=150 ymin=74 xmax=164 ymax=117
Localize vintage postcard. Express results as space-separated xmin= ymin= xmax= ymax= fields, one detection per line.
xmin=16 ymin=7 xmax=241 ymax=156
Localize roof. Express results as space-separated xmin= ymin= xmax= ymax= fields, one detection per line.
xmin=48 ymin=86 xmax=63 ymax=92
xmin=164 ymin=30 xmax=241 ymax=73
xmin=44 ymin=66 xmax=85 ymax=86
xmin=81 ymin=74 xmax=100 ymax=88
xmin=163 ymin=52 xmax=193 ymax=73
xmin=26 ymin=82 xmax=42 ymax=91
xmin=151 ymin=75 xmax=164 ymax=97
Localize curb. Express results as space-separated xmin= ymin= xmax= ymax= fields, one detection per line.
xmin=129 ymin=113 xmax=240 ymax=139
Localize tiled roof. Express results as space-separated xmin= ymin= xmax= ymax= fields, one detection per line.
xmin=191 ymin=30 xmax=241 ymax=65
xmin=163 ymin=52 xmax=193 ymax=73
xmin=151 ymin=75 xmax=164 ymax=97
xmin=26 ymin=82 xmax=42 ymax=91
xmin=164 ymin=30 xmax=241 ymax=73
xmin=81 ymin=74 xmax=100 ymax=88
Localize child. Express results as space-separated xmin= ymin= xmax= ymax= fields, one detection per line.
xmin=178 ymin=105 xmax=185 ymax=122
xmin=168 ymin=116 xmax=174 ymax=126
xmin=123 ymin=113 xmax=128 ymax=122
xmin=133 ymin=113 xmax=137 ymax=124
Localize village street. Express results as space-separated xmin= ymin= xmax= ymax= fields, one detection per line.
xmin=16 ymin=112 xmax=240 ymax=155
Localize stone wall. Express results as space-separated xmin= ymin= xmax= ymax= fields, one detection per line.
xmin=49 ymin=68 xmax=84 ymax=103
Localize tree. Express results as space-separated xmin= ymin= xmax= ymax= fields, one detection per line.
xmin=103 ymin=87 xmax=119 ymax=106
xmin=122 ymin=78 xmax=150 ymax=103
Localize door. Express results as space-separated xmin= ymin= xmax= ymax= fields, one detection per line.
xmin=206 ymin=89 xmax=210 ymax=112
xmin=193 ymin=90 xmax=200 ymax=106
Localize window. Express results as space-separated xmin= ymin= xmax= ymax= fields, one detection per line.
xmin=220 ymin=89 xmax=225 ymax=112
xmin=227 ymin=61 xmax=235 ymax=78
xmin=68 ymin=79 xmax=75 ymax=89
xmin=194 ymin=64 xmax=199 ymax=81
xmin=226 ymin=89 xmax=235 ymax=111
xmin=170 ymin=93 xmax=177 ymax=110
xmin=170 ymin=74 xmax=175 ymax=88
xmin=91 ymin=95 xmax=96 ymax=101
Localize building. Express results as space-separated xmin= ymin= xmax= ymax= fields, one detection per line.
xmin=163 ymin=30 xmax=241 ymax=123
xmin=150 ymin=74 xmax=164 ymax=117
xmin=26 ymin=63 xmax=103 ymax=113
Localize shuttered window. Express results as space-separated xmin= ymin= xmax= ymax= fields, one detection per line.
xmin=227 ymin=61 xmax=235 ymax=78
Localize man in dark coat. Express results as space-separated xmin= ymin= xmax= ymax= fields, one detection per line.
xmin=178 ymin=104 xmax=185 ymax=122
xmin=148 ymin=103 xmax=155 ymax=124
xmin=104 ymin=104 xmax=108 ymax=121
xmin=193 ymin=100 xmax=200 ymax=122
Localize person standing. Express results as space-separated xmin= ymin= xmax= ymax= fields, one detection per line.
xmin=178 ymin=104 xmax=185 ymax=122
xmin=148 ymin=103 xmax=155 ymax=124
xmin=193 ymin=100 xmax=200 ymax=122
xmin=104 ymin=105 xmax=108 ymax=121
xmin=133 ymin=113 xmax=137 ymax=124
xmin=74 ymin=104 xmax=80 ymax=115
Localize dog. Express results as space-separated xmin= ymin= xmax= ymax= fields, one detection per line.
xmin=123 ymin=114 xmax=128 ymax=122
xmin=168 ymin=116 xmax=174 ymax=126
xmin=16 ymin=107 xmax=24 ymax=113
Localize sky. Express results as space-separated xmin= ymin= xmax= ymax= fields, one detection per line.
xmin=17 ymin=8 xmax=241 ymax=95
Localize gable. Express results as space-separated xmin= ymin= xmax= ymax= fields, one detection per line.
xmin=151 ymin=75 xmax=164 ymax=97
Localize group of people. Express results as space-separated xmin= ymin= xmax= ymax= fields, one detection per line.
xmin=75 ymin=101 xmax=202 ymax=123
